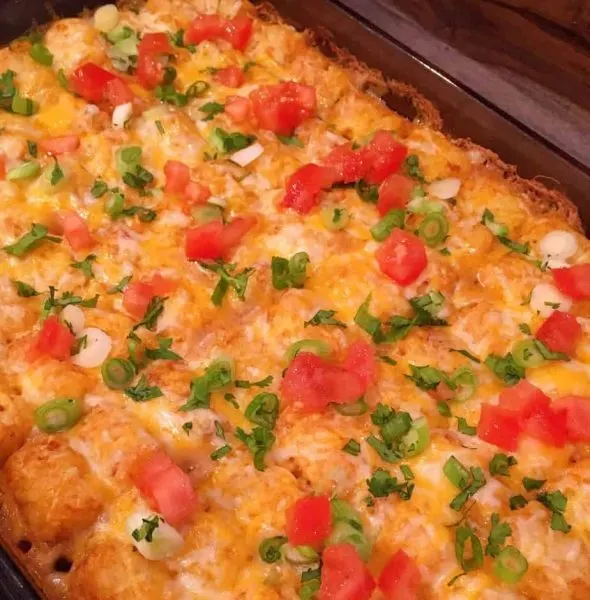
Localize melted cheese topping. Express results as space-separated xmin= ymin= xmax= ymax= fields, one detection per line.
xmin=0 ymin=1 xmax=589 ymax=600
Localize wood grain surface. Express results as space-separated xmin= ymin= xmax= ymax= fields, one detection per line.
xmin=382 ymin=0 xmax=590 ymax=111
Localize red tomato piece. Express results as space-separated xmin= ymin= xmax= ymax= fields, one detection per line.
xmin=215 ymin=65 xmax=245 ymax=88
xmin=523 ymin=404 xmax=567 ymax=448
xmin=185 ymin=221 xmax=225 ymax=261
xmin=136 ymin=52 xmax=164 ymax=89
xmin=323 ymin=143 xmax=368 ymax=184
xmin=222 ymin=15 xmax=254 ymax=50
xmin=184 ymin=181 xmax=211 ymax=206
xmin=133 ymin=450 xmax=197 ymax=526
xmin=281 ymin=164 xmax=335 ymax=214
xmin=164 ymin=160 xmax=191 ymax=194
xmin=103 ymin=77 xmax=134 ymax=107
xmin=535 ymin=311 xmax=582 ymax=356
xmin=31 ymin=316 xmax=75 ymax=362
xmin=57 ymin=211 xmax=94 ymax=251
xmin=378 ymin=550 xmax=421 ymax=600
xmin=219 ymin=215 xmax=256 ymax=250
xmin=0 ymin=151 xmax=5 ymax=180
xmin=341 ymin=341 xmax=377 ymax=392
xmin=138 ymin=32 xmax=172 ymax=56
xmin=225 ymin=95 xmax=251 ymax=123
xmin=377 ymin=174 xmax=415 ymax=216
xmin=39 ymin=135 xmax=80 ymax=155
xmin=285 ymin=495 xmax=331 ymax=549
xmin=363 ymin=131 xmax=408 ymax=184
xmin=498 ymin=380 xmax=551 ymax=422
xmin=184 ymin=14 xmax=225 ymax=45
xmin=375 ymin=229 xmax=427 ymax=286
xmin=319 ymin=544 xmax=376 ymax=600
xmin=554 ymin=396 xmax=590 ymax=442
xmin=250 ymin=82 xmax=317 ymax=135
xmin=553 ymin=264 xmax=590 ymax=300
xmin=69 ymin=63 xmax=117 ymax=103
xmin=123 ymin=281 xmax=155 ymax=318
xmin=280 ymin=352 xmax=366 ymax=412
xmin=477 ymin=404 xmax=521 ymax=451
xmin=147 ymin=273 xmax=176 ymax=296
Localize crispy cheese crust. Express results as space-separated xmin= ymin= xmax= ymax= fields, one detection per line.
xmin=0 ymin=1 xmax=590 ymax=599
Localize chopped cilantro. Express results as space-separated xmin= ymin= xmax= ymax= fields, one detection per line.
xmin=235 ymin=375 xmax=273 ymax=389
xmin=489 ymin=454 xmax=517 ymax=477
xmin=342 ymin=439 xmax=361 ymax=456
xmin=484 ymin=353 xmax=524 ymax=386
xmin=235 ymin=426 xmax=275 ymax=471
xmin=198 ymin=260 xmax=255 ymax=306
xmin=210 ymin=127 xmax=256 ymax=154
xmin=199 ymin=101 xmax=225 ymax=121
xmin=71 ymin=254 xmax=96 ymax=279
xmin=124 ymin=375 xmax=163 ymax=402
xmin=271 ymin=252 xmax=310 ymax=290
xmin=509 ymin=495 xmax=528 ymax=510
xmin=366 ymin=467 xmax=414 ymax=500
xmin=537 ymin=490 xmax=571 ymax=533
xmin=107 ymin=275 xmax=132 ymax=294
xmin=180 ymin=358 xmax=234 ymax=411
xmin=131 ymin=515 xmax=160 ymax=542
xmin=449 ymin=348 xmax=481 ymax=363
xmin=485 ymin=513 xmax=512 ymax=557
xmin=132 ymin=296 xmax=167 ymax=332
xmin=277 ymin=134 xmax=304 ymax=147
xmin=144 ymin=337 xmax=182 ymax=361
xmin=244 ymin=392 xmax=279 ymax=429
xmin=4 ymin=223 xmax=61 ymax=257
xmin=522 ymin=477 xmax=546 ymax=491
xmin=304 ymin=309 xmax=347 ymax=329
xmin=403 ymin=154 xmax=425 ymax=182
xmin=12 ymin=280 xmax=40 ymax=297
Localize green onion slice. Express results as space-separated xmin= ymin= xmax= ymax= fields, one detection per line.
xmin=326 ymin=521 xmax=371 ymax=562
xmin=451 ymin=366 xmax=478 ymax=402
xmin=101 ymin=357 xmax=135 ymax=390
xmin=192 ymin=203 xmax=223 ymax=225
xmin=401 ymin=416 xmax=430 ymax=458
xmin=333 ymin=397 xmax=368 ymax=416
xmin=35 ymin=398 xmax=82 ymax=433
xmin=493 ymin=545 xmax=528 ymax=584
xmin=418 ymin=213 xmax=449 ymax=247
xmin=321 ymin=206 xmax=350 ymax=231
xmin=259 ymin=535 xmax=288 ymax=563
xmin=331 ymin=498 xmax=363 ymax=530
xmin=370 ymin=209 xmax=405 ymax=242
xmin=7 ymin=161 xmax=40 ymax=180
xmin=30 ymin=43 xmax=53 ymax=66
xmin=512 ymin=339 xmax=546 ymax=369
xmin=444 ymin=455 xmax=469 ymax=489
xmin=283 ymin=544 xmax=320 ymax=565
xmin=285 ymin=339 xmax=331 ymax=363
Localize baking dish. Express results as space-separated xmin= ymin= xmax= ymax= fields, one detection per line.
xmin=1 ymin=1 xmax=589 ymax=598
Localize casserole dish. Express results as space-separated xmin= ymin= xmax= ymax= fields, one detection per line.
xmin=1 ymin=1 xmax=590 ymax=599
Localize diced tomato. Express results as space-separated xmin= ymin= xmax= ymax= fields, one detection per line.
xmin=222 ymin=15 xmax=254 ymax=51
xmin=477 ymin=404 xmax=521 ymax=451
xmin=215 ymin=65 xmax=245 ymax=88
xmin=250 ymin=82 xmax=317 ymax=135
xmin=281 ymin=164 xmax=335 ymax=214
xmin=69 ymin=63 xmax=118 ymax=104
xmin=375 ymin=229 xmax=427 ymax=286
xmin=280 ymin=352 xmax=366 ymax=412
xmin=0 ymin=151 xmax=5 ymax=180
xmin=323 ymin=143 xmax=368 ymax=184
xmin=184 ymin=14 xmax=225 ymax=45
xmin=123 ymin=281 xmax=155 ymax=318
xmin=342 ymin=341 xmax=377 ymax=392
xmin=377 ymin=174 xmax=415 ymax=216
xmin=319 ymin=544 xmax=376 ymax=600
xmin=133 ymin=450 xmax=197 ymax=526
xmin=137 ymin=32 xmax=172 ymax=56
xmin=553 ymin=264 xmax=590 ymax=300
xmin=30 ymin=316 xmax=75 ymax=362
xmin=185 ymin=217 xmax=254 ymax=261
xmin=498 ymin=380 xmax=551 ymax=422
xmin=225 ymin=95 xmax=251 ymax=123
xmin=136 ymin=52 xmax=164 ymax=89
xmin=378 ymin=550 xmax=421 ymax=600
xmin=523 ymin=403 xmax=567 ymax=448
xmin=554 ymin=396 xmax=590 ymax=442
xmin=39 ymin=135 xmax=80 ymax=155
xmin=57 ymin=211 xmax=94 ymax=251
xmin=285 ymin=495 xmax=331 ymax=550
xmin=148 ymin=273 xmax=176 ymax=296
xmin=363 ymin=131 xmax=408 ymax=184
xmin=103 ymin=77 xmax=134 ymax=107
xmin=184 ymin=181 xmax=211 ymax=206
xmin=164 ymin=160 xmax=191 ymax=194
xmin=535 ymin=311 xmax=582 ymax=356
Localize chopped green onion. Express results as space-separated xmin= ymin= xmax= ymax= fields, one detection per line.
xmin=7 ymin=161 xmax=40 ymax=180
xmin=11 ymin=92 xmax=36 ymax=116
xmin=321 ymin=206 xmax=350 ymax=231
xmin=522 ymin=477 xmax=545 ymax=491
xmin=245 ymin=393 xmax=279 ymax=430
xmin=285 ymin=339 xmax=331 ymax=362
xmin=101 ymin=358 xmax=135 ymax=390
xmin=209 ymin=127 xmax=256 ymax=154
xmin=30 ymin=43 xmax=53 ymax=66
xmin=186 ymin=80 xmax=210 ymax=97
xmin=35 ymin=398 xmax=82 ymax=433
xmin=407 ymin=195 xmax=444 ymax=214
xmin=451 ymin=366 xmax=478 ymax=402
xmin=455 ymin=525 xmax=484 ymax=572
xmin=331 ymin=498 xmax=363 ymax=530
xmin=259 ymin=536 xmax=288 ymax=563
xmin=283 ymin=544 xmax=320 ymax=565
xmin=326 ymin=521 xmax=371 ymax=561
xmin=355 ymin=179 xmax=379 ymax=203
xmin=342 ymin=439 xmax=361 ymax=456
xmin=443 ymin=455 xmax=469 ymax=489
xmin=512 ymin=339 xmax=546 ymax=369
xmin=418 ymin=213 xmax=449 ymax=247
xmin=493 ymin=546 xmax=528 ymax=584
xmin=481 ymin=209 xmax=508 ymax=237
xmin=370 ymin=209 xmax=405 ymax=241
xmin=400 ymin=416 xmax=430 ymax=457
xmin=333 ymin=398 xmax=368 ymax=416
xmin=192 ymin=203 xmax=223 ymax=224
xmin=104 ymin=192 xmax=125 ymax=218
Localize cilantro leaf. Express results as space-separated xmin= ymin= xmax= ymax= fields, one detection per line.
xmin=12 ymin=280 xmax=40 ymax=297
xmin=198 ymin=260 xmax=255 ymax=306
xmin=71 ymin=254 xmax=96 ymax=279
xmin=271 ymin=253 xmax=310 ymax=290
xmin=489 ymin=454 xmax=517 ymax=477
xmin=4 ymin=223 xmax=61 ymax=257
xmin=144 ymin=337 xmax=182 ymax=361
xmin=304 ymin=309 xmax=347 ymax=329
xmin=235 ymin=426 xmax=275 ymax=471
xmin=124 ymin=375 xmax=163 ymax=402
xmin=485 ymin=513 xmax=512 ymax=557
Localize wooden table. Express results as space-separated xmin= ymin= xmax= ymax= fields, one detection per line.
xmin=338 ymin=0 xmax=590 ymax=169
